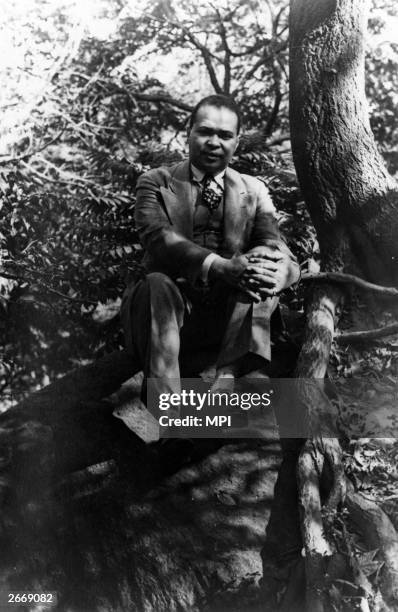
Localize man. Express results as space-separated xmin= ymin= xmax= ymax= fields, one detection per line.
xmin=121 ymin=95 xmax=300 ymax=424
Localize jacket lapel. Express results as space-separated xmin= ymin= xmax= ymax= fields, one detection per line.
xmin=222 ymin=167 xmax=248 ymax=255
xmin=159 ymin=161 xmax=249 ymax=253
xmin=159 ymin=161 xmax=193 ymax=239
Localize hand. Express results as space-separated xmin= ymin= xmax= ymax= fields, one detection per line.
xmin=243 ymin=247 xmax=300 ymax=297
xmin=209 ymin=254 xmax=261 ymax=303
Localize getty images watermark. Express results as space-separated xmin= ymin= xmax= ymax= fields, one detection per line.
xmin=147 ymin=378 xmax=276 ymax=437
xmin=158 ymin=388 xmax=273 ymax=430
xmin=146 ymin=377 xmax=398 ymax=439
xmin=158 ymin=388 xmax=272 ymax=411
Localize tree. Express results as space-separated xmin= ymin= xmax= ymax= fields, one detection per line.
xmin=367 ymin=0 xmax=398 ymax=175
xmin=269 ymin=0 xmax=398 ymax=609
xmin=1 ymin=1 xmax=398 ymax=610
xmin=1 ymin=0 xmax=396 ymax=402
xmin=0 ymin=0 xmax=296 ymax=404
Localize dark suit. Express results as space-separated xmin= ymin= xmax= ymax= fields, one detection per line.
xmin=121 ymin=160 xmax=294 ymax=405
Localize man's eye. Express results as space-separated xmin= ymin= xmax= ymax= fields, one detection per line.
xmin=196 ymin=128 xmax=234 ymax=139
xmin=198 ymin=129 xmax=212 ymax=136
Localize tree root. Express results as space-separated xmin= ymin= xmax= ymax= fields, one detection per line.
xmin=275 ymin=450 xmax=398 ymax=611
xmin=346 ymin=483 xmax=398 ymax=610
xmin=336 ymin=324 xmax=398 ymax=343
xmin=302 ymin=273 xmax=398 ymax=297
xmin=272 ymin=282 xmax=398 ymax=610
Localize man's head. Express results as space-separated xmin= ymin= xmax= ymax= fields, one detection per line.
xmin=187 ymin=95 xmax=241 ymax=175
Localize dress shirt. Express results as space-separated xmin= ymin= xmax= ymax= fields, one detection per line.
xmin=190 ymin=164 xmax=225 ymax=283
xmin=190 ymin=164 xmax=226 ymax=192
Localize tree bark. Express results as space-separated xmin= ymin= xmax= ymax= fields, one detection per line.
xmin=276 ymin=0 xmax=398 ymax=609
xmin=290 ymin=0 xmax=398 ymax=283
xmin=0 ymin=351 xmax=286 ymax=612
xmin=0 ymin=350 xmax=142 ymax=527
xmin=347 ymin=485 xmax=398 ymax=609
xmin=14 ymin=349 xmax=138 ymax=423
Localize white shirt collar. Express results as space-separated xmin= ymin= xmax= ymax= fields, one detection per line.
xmin=191 ymin=164 xmax=226 ymax=190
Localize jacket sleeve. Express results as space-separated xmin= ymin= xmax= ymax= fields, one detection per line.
xmin=246 ymin=179 xmax=300 ymax=287
xmin=247 ymin=180 xmax=281 ymax=249
xmin=135 ymin=170 xmax=212 ymax=284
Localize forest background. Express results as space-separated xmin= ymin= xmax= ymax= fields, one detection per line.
xmin=0 ymin=0 xmax=397 ymax=405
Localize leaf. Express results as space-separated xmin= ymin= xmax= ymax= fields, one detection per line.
xmin=358 ymin=549 xmax=384 ymax=577
xmin=354 ymin=448 xmax=366 ymax=467
xmin=215 ymin=490 xmax=238 ymax=506
xmin=359 ymin=559 xmax=384 ymax=577
xmin=92 ymin=298 xmax=121 ymax=323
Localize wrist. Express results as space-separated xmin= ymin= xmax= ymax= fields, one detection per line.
xmin=208 ymin=255 xmax=227 ymax=281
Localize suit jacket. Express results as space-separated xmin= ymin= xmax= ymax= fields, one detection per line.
xmin=135 ymin=159 xmax=288 ymax=285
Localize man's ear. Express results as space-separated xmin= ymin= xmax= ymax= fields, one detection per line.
xmin=234 ymin=135 xmax=240 ymax=153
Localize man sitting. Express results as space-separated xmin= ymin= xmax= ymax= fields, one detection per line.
xmin=121 ymin=95 xmax=300 ymax=428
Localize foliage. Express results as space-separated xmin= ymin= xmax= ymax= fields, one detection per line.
xmin=367 ymin=0 xmax=398 ymax=175
xmin=0 ymin=0 xmax=397 ymax=403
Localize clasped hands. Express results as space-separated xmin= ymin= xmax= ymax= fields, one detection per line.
xmin=210 ymin=246 xmax=299 ymax=303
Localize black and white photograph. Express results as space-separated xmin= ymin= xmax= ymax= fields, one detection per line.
xmin=1 ymin=0 xmax=398 ymax=610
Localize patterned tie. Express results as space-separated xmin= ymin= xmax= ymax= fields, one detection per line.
xmin=201 ymin=174 xmax=222 ymax=212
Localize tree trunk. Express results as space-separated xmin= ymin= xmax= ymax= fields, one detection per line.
xmin=346 ymin=484 xmax=398 ymax=609
xmin=0 ymin=350 xmax=142 ymax=524
xmin=0 ymin=351 xmax=287 ymax=612
xmin=14 ymin=349 xmax=138 ymax=422
xmin=272 ymin=0 xmax=398 ymax=609
xmin=290 ymin=0 xmax=398 ymax=282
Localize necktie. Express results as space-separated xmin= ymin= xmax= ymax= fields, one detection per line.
xmin=201 ymin=174 xmax=222 ymax=212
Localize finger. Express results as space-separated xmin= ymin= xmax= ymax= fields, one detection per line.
xmin=244 ymin=267 xmax=278 ymax=279
xmin=248 ymin=246 xmax=280 ymax=256
xmin=246 ymin=263 xmax=279 ymax=274
xmin=237 ymin=279 xmax=261 ymax=298
xmin=241 ymin=285 xmax=268 ymax=301
xmin=244 ymin=280 xmax=275 ymax=294
xmin=246 ymin=249 xmax=285 ymax=261
xmin=240 ymin=288 xmax=261 ymax=303
xmin=248 ymin=249 xmax=284 ymax=262
xmin=247 ymin=259 xmax=280 ymax=268
xmin=248 ymin=256 xmax=283 ymax=264
xmin=259 ymin=288 xmax=278 ymax=298
xmin=245 ymin=274 xmax=277 ymax=286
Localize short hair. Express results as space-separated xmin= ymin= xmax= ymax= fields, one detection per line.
xmin=189 ymin=95 xmax=241 ymax=134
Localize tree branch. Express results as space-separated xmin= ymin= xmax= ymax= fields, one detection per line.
xmin=0 ymin=127 xmax=66 ymax=166
xmin=197 ymin=45 xmax=223 ymax=94
xmin=266 ymin=132 xmax=290 ymax=147
xmin=148 ymin=14 xmax=223 ymax=94
xmin=274 ymin=5 xmax=288 ymax=36
xmin=336 ymin=323 xmax=398 ymax=342
xmin=228 ymin=39 xmax=266 ymax=57
xmin=302 ymin=272 xmax=398 ymax=296
xmin=130 ymin=92 xmax=193 ymax=112
xmin=264 ymin=9 xmax=288 ymax=137
xmin=177 ymin=23 xmax=222 ymax=93
xmin=265 ymin=55 xmax=283 ymax=136
xmin=0 ymin=271 xmax=97 ymax=305
xmin=20 ymin=160 xmax=124 ymax=199
xmin=237 ymin=55 xmax=265 ymax=89
xmin=211 ymin=5 xmax=232 ymax=94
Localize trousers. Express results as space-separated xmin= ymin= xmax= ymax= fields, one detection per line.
xmin=121 ymin=272 xmax=279 ymax=408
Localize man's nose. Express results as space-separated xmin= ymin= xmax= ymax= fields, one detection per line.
xmin=206 ymin=134 xmax=220 ymax=147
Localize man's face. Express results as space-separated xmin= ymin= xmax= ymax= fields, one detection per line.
xmin=188 ymin=104 xmax=239 ymax=174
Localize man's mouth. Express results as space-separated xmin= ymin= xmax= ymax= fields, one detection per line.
xmin=203 ymin=152 xmax=222 ymax=161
